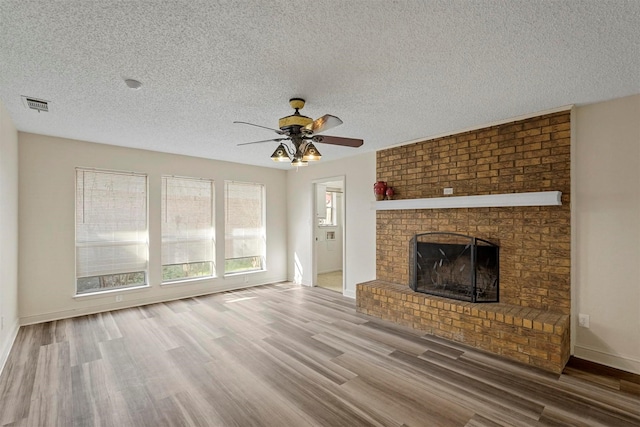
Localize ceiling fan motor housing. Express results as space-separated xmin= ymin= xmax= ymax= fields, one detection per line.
xmin=279 ymin=98 xmax=313 ymax=132
xmin=278 ymin=114 xmax=313 ymax=131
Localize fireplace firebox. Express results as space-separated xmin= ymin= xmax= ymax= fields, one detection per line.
xmin=409 ymin=232 xmax=499 ymax=303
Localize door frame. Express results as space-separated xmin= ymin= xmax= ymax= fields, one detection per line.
xmin=311 ymin=175 xmax=346 ymax=294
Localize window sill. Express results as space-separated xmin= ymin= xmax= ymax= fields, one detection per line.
xmin=224 ymin=269 xmax=266 ymax=278
xmin=161 ymin=276 xmax=215 ymax=286
xmin=74 ymin=284 xmax=150 ymax=299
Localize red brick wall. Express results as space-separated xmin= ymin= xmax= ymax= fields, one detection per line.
xmin=375 ymin=111 xmax=571 ymax=314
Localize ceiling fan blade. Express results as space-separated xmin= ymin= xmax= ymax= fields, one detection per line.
xmin=233 ymin=121 xmax=287 ymax=135
xmin=313 ymin=135 xmax=363 ymax=147
xmin=304 ymin=115 xmax=343 ymax=134
xmin=237 ymin=137 xmax=289 ymax=146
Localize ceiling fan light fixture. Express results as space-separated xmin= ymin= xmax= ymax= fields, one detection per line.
xmin=291 ymin=158 xmax=308 ymax=167
xmin=270 ymin=143 xmax=291 ymax=162
xmin=301 ymin=142 xmax=322 ymax=161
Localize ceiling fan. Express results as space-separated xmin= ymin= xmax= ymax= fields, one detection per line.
xmin=235 ymin=98 xmax=364 ymax=167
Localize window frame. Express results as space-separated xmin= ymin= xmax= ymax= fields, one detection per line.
xmin=160 ymin=175 xmax=216 ymax=284
xmin=75 ymin=167 xmax=149 ymax=296
xmin=318 ymin=191 xmax=338 ymax=227
xmin=224 ymin=180 xmax=266 ymax=276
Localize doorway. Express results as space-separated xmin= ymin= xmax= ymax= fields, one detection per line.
xmin=313 ymin=177 xmax=345 ymax=293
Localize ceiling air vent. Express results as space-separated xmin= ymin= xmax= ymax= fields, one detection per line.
xmin=21 ymin=96 xmax=49 ymax=112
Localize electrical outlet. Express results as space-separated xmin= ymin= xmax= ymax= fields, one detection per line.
xmin=444 ymin=188 xmax=454 ymax=195
xmin=578 ymin=313 xmax=590 ymax=328
xmin=243 ymin=275 xmax=249 ymax=283
xmin=115 ymin=295 xmax=123 ymax=303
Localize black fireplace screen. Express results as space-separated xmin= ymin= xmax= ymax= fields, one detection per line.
xmin=409 ymin=232 xmax=499 ymax=303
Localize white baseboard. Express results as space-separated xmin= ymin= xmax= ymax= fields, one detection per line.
xmin=0 ymin=318 xmax=20 ymax=377
xmin=573 ymin=345 xmax=640 ymax=375
xmin=19 ymin=277 xmax=288 ymax=326
xmin=343 ymin=289 xmax=356 ymax=299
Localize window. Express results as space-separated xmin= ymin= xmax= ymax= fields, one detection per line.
xmin=318 ymin=191 xmax=338 ymax=226
xmin=76 ymin=169 xmax=148 ymax=295
xmin=224 ymin=181 xmax=265 ymax=274
xmin=162 ymin=176 xmax=215 ymax=282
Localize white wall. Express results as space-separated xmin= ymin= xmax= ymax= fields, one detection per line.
xmin=0 ymin=100 xmax=19 ymax=373
xmin=574 ymin=94 xmax=640 ymax=374
xmin=18 ymin=133 xmax=288 ymax=324
xmin=287 ymin=152 xmax=376 ymax=298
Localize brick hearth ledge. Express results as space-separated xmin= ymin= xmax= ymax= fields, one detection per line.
xmin=356 ymin=280 xmax=570 ymax=374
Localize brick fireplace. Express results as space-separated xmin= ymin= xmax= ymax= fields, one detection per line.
xmin=357 ymin=111 xmax=571 ymax=373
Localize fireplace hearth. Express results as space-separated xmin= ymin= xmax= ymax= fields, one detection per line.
xmin=409 ymin=232 xmax=499 ymax=303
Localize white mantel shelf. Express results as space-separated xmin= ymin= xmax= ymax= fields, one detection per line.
xmin=372 ymin=191 xmax=562 ymax=210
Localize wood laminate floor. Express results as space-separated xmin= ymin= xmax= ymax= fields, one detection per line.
xmin=0 ymin=283 xmax=638 ymax=426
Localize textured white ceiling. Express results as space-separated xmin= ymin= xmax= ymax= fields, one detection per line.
xmin=1 ymin=1 xmax=638 ymax=169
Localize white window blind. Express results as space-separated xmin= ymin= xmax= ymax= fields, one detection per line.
xmin=75 ymin=169 xmax=148 ymax=292
xmin=224 ymin=181 xmax=265 ymax=273
xmin=162 ymin=176 xmax=214 ymax=281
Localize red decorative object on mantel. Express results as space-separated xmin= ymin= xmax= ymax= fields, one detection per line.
xmin=373 ymin=181 xmax=387 ymax=201
xmin=385 ymin=187 xmax=394 ymax=200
